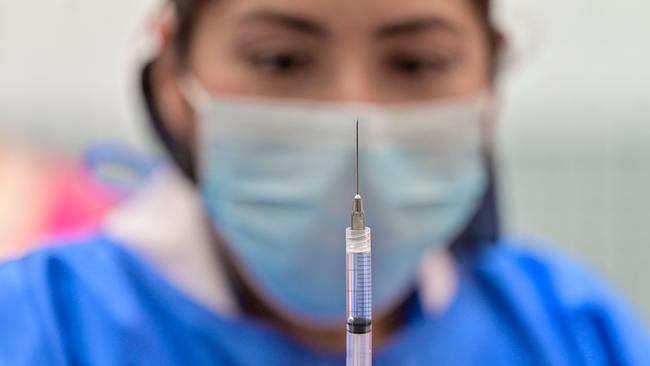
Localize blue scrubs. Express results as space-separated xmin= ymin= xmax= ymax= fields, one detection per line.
xmin=0 ymin=235 xmax=648 ymax=365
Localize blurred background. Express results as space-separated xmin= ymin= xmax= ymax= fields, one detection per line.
xmin=0 ymin=0 xmax=649 ymax=321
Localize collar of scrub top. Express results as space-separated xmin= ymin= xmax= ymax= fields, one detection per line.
xmin=103 ymin=164 xmax=464 ymax=318
xmin=139 ymin=60 xmax=501 ymax=252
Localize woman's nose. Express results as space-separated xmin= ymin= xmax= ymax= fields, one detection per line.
xmin=320 ymin=59 xmax=382 ymax=103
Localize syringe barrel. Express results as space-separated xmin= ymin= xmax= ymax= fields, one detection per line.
xmin=346 ymin=227 xmax=371 ymax=253
xmin=346 ymin=227 xmax=372 ymax=326
xmin=346 ymin=227 xmax=372 ymax=366
xmin=347 ymin=332 xmax=372 ymax=366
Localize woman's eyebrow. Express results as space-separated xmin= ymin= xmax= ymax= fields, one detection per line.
xmin=239 ymin=10 xmax=328 ymax=38
xmin=375 ymin=17 xmax=461 ymax=39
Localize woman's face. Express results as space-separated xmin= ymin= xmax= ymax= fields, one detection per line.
xmin=154 ymin=0 xmax=494 ymax=151
xmin=151 ymin=0 xmax=495 ymax=334
xmin=182 ymin=0 xmax=492 ymax=103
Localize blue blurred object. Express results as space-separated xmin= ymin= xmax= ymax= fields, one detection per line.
xmin=83 ymin=142 xmax=160 ymax=194
xmin=0 ymin=235 xmax=648 ymax=365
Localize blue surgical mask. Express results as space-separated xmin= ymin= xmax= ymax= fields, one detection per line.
xmin=189 ymin=86 xmax=488 ymax=325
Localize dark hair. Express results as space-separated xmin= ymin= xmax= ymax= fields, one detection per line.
xmin=170 ymin=0 xmax=206 ymax=58
xmin=169 ymin=0 xmax=501 ymax=68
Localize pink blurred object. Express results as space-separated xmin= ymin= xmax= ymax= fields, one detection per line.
xmin=41 ymin=159 xmax=123 ymax=241
xmin=0 ymin=145 xmax=124 ymax=259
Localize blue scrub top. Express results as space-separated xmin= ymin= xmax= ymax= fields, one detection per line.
xmin=0 ymin=235 xmax=648 ymax=365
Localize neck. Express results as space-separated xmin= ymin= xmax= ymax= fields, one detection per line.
xmin=215 ymin=237 xmax=406 ymax=354
xmin=235 ymin=266 xmax=407 ymax=354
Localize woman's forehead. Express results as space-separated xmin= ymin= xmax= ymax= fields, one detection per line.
xmin=202 ymin=0 xmax=480 ymax=33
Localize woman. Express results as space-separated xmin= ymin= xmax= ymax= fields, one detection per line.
xmin=0 ymin=0 xmax=648 ymax=364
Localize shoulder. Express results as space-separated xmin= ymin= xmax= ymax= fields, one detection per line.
xmin=474 ymin=239 xmax=616 ymax=305
xmin=0 ymin=234 xmax=148 ymax=364
xmin=0 ymin=235 xmax=131 ymax=301
xmin=469 ymin=238 xmax=650 ymax=364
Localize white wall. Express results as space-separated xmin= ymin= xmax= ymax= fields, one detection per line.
xmin=0 ymin=0 xmax=157 ymax=149
xmin=497 ymin=0 xmax=650 ymax=321
xmin=1 ymin=0 xmax=649 ymax=320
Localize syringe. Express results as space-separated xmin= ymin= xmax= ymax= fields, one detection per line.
xmin=346 ymin=120 xmax=372 ymax=366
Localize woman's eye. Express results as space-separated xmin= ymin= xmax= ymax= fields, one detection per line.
xmin=388 ymin=53 xmax=452 ymax=77
xmin=248 ymin=51 xmax=312 ymax=75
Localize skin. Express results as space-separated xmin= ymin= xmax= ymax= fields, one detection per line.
xmin=150 ymin=0 xmax=497 ymax=353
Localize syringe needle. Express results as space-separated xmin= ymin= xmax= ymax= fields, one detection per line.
xmin=356 ymin=119 xmax=360 ymax=196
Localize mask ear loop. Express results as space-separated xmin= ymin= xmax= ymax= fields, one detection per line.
xmin=177 ymin=74 xmax=212 ymax=114
xmin=450 ymin=91 xmax=502 ymax=251
xmin=173 ymin=73 xmax=218 ymax=184
xmin=478 ymin=91 xmax=500 ymax=152
xmin=176 ymin=72 xmax=255 ymax=313
xmin=140 ymin=62 xmax=197 ymax=181
xmin=480 ymin=91 xmax=502 ymax=240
